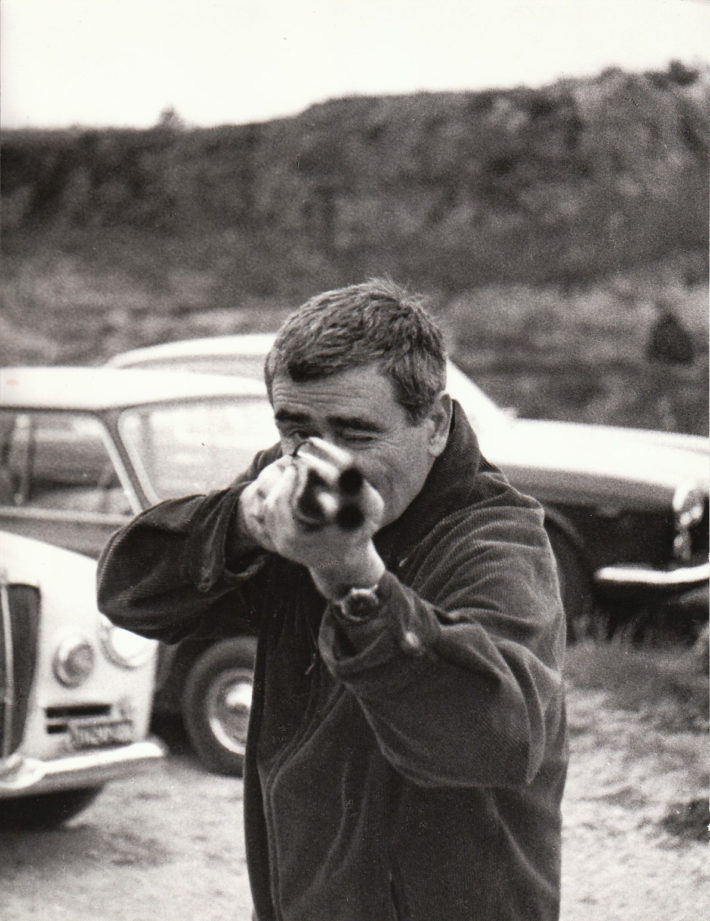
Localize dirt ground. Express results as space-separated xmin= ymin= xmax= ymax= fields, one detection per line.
xmin=1 ymin=683 xmax=707 ymax=921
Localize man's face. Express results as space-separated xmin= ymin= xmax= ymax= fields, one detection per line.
xmin=270 ymin=364 xmax=450 ymax=528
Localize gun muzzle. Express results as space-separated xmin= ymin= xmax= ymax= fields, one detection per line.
xmin=294 ymin=466 xmax=365 ymax=531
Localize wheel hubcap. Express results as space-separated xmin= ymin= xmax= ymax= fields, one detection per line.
xmin=205 ymin=668 xmax=253 ymax=755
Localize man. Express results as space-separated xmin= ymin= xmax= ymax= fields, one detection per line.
xmin=98 ymin=279 xmax=568 ymax=921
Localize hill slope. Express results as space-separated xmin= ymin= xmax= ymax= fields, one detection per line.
xmin=1 ymin=63 xmax=707 ymax=433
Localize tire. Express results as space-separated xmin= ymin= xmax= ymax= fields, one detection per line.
xmin=181 ymin=636 xmax=256 ymax=776
xmin=0 ymin=786 xmax=102 ymax=829
xmin=546 ymin=527 xmax=597 ymax=643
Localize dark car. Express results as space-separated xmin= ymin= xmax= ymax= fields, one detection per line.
xmin=3 ymin=360 xmax=708 ymax=774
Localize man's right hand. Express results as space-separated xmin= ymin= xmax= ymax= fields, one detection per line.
xmin=237 ymin=456 xmax=296 ymax=554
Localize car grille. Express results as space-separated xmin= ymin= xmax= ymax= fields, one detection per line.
xmin=1 ymin=579 xmax=40 ymax=759
xmin=690 ymin=497 xmax=709 ymax=561
xmin=45 ymin=704 xmax=112 ymax=735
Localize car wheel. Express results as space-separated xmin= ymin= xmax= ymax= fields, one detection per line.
xmin=181 ymin=636 xmax=256 ymax=776
xmin=0 ymin=787 xmax=102 ymax=828
xmin=546 ymin=527 xmax=597 ymax=643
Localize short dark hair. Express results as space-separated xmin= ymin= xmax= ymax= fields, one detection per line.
xmin=264 ymin=279 xmax=447 ymax=423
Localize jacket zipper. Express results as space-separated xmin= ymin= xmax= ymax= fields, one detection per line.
xmin=262 ymin=650 xmax=348 ymax=920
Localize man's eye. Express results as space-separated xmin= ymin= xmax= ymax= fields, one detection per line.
xmin=293 ymin=428 xmax=317 ymax=441
xmin=342 ymin=432 xmax=376 ymax=445
xmin=276 ymin=425 xmax=314 ymax=445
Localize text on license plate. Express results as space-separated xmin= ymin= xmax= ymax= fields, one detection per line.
xmin=69 ymin=719 xmax=135 ymax=748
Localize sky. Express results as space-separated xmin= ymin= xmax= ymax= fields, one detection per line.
xmin=2 ymin=0 xmax=709 ymax=130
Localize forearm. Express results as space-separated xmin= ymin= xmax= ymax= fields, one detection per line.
xmin=319 ymin=539 xmax=565 ymax=789
xmin=97 ymin=488 xmax=264 ymax=642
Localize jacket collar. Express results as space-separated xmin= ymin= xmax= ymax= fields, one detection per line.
xmin=375 ymin=400 xmax=482 ymax=566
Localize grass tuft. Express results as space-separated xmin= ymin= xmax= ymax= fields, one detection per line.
xmin=564 ymin=637 xmax=709 ymax=734
xmin=660 ymin=798 xmax=709 ymax=843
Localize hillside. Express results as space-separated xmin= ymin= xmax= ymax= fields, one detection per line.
xmin=2 ymin=62 xmax=708 ymax=433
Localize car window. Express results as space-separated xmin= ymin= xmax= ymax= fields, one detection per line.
xmin=119 ymin=397 xmax=278 ymax=501
xmin=0 ymin=411 xmax=132 ymax=515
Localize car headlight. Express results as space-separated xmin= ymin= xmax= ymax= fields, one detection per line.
xmin=99 ymin=616 xmax=156 ymax=669
xmin=53 ymin=633 xmax=95 ymax=687
xmin=672 ymin=484 xmax=707 ymax=562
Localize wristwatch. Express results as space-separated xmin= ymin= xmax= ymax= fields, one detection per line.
xmin=335 ymin=584 xmax=381 ymax=623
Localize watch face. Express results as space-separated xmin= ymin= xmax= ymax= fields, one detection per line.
xmin=341 ymin=586 xmax=380 ymax=622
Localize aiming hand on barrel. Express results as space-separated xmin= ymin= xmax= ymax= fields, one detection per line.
xmin=237 ymin=437 xmax=385 ymax=598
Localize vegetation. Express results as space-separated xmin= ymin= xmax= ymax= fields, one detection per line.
xmin=1 ymin=62 xmax=708 ymax=433
xmin=565 ymin=634 xmax=709 ymax=843
xmin=565 ymin=636 xmax=708 ymax=734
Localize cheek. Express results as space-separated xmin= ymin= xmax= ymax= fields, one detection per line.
xmin=366 ymin=444 xmax=426 ymax=505
xmin=391 ymin=437 xmax=434 ymax=496
xmin=349 ymin=455 xmax=392 ymax=502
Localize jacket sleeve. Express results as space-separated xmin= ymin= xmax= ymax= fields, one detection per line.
xmin=318 ymin=501 xmax=567 ymax=789
xmin=96 ymin=446 xmax=280 ymax=643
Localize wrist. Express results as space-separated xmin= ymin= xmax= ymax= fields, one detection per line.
xmin=227 ymin=492 xmax=261 ymax=560
xmin=310 ymin=544 xmax=385 ymax=601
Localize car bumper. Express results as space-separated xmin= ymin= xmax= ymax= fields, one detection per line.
xmin=0 ymin=737 xmax=166 ymax=798
xmin=594 ymin=560 xmax=709 ymax=597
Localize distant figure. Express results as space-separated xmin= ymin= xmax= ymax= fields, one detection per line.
xmin=646 ymin=303 xmax=694 ymax=366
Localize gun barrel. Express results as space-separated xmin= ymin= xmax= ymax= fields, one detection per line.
xmin=338 ymin=467 xmax=364 ymax=496
xmin=295 ymin=465 xmax=364 ymax=530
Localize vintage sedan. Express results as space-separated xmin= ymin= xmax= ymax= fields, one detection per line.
xmin=0 ymin=530 xmax=163 ymax=827
xmin=0 ymin=366 xmax=277 ymax=776
xmin=107 ymin=333 xmax=710 ymax=633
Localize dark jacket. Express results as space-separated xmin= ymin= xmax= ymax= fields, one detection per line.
xmin=98 ymin=403 xmax=568 ymax=921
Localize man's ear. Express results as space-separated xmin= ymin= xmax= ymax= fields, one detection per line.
xmin=426 ymin=392 xmax=453 ymax=457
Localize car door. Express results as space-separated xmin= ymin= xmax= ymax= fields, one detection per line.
xmin=0 ymin=409 xmax=139 ymax=558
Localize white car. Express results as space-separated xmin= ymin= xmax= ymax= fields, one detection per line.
xmin=0 ymin=530 xmax=164 ymax=827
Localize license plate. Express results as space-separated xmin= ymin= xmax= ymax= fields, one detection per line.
xmin=69 ymin=718 xmax=135 ymax=749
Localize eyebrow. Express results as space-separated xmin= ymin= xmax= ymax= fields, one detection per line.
xmin=274 ymin=409 xmax=310 ymax=425
xmin=330 ymin=414 xmax=386 ymax=433
xmin=274 ymin=408 xmax=385 ymax=433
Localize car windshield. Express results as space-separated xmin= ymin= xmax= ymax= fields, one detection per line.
xmin=445 ymin=363 xmax=510 ymax=437
xmin=119 ymin=397 xmax=278 ymax=502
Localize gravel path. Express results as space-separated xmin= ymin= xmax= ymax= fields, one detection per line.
xmin=1 ymin=685 xmax=707 ymax=920
xmin=561 ymin=687 xmax=708 ymax=921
